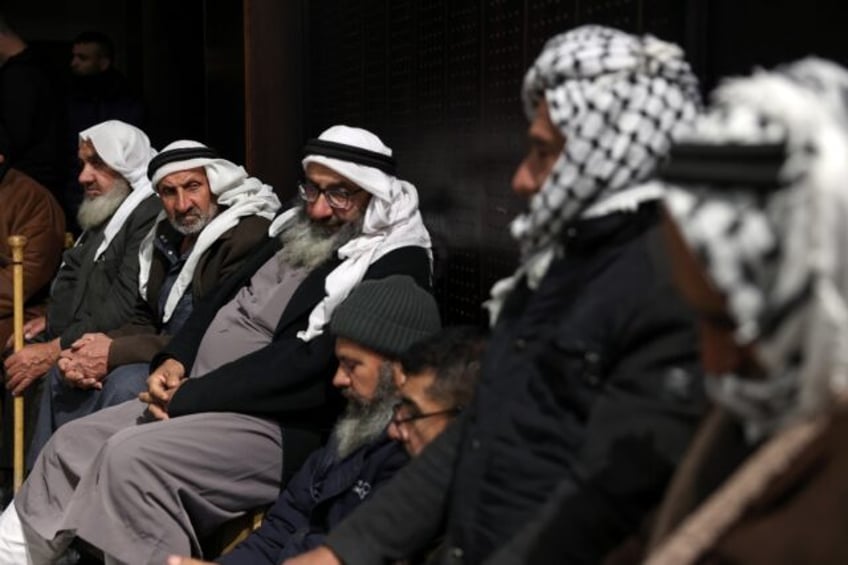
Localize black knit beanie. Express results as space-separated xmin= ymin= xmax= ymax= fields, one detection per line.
xmin=330 ymin=275 xmax=441 ymax=358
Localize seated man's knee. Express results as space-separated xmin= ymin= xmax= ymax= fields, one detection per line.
xmin=98 ymin=429 xmax=151 ymax=484
xmin=100 ymin=364 xmax=149 ymax=405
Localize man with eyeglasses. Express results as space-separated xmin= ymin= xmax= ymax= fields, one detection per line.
xmin=388 ymin=326 xmax=484 ymax=458
xmin=166 ymin=274 xmax=443 ymax=565
xmin=0 ymin=126 xmax=433 ymax=565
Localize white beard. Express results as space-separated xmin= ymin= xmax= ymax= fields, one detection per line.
xmin=277 ymin=206 xmax=363 ymax=270
xmin=332 ymin=361 xmax=396 ymax=460
xmin=77 ymin=179 xmax=131 ymax=230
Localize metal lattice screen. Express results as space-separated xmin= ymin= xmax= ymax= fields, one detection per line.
xmin=304 ymin=0 xmax=686 ymax=325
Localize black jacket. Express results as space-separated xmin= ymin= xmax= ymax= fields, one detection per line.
xmin=154 ymin=238 xmax=430 ymax=473
xmin=46 ymin=194 xmax=161 ymax=348
xmin=326 ymin=202 xmax=706 ymax=564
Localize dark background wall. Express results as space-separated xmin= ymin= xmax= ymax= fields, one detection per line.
xmin=4 ymin=0 xmax=846 ymax=324
xmin=3 ymin=0 xmax=242 ymax=155
xmin=303 ymin=0 xmax=692 ymax=325
xmin=298 ymin=0 xmax=847 ymax=325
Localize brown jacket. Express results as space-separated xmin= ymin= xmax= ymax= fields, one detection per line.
xmin=0 ymin=168 xmax=65 ymax=347
xmin=645 ymin=401 xmax=848 ymax=565
xmin=106 ymin=214 xmax=270 ymax=367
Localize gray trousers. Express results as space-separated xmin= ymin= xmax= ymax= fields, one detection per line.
xmin=16 ymin=399 xmax=283 ymax=565
xmin=27 ymin=363 xmax=150 ymax=469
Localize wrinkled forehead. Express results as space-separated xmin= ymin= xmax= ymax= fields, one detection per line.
xmin=399 ymin=370 xmax=439 ymax=408
xmin=77 ymin=139 xmax=111 ymax=169
xmin=157 ymin=166 xmax=208 ymax=187
xmin=304 ymin=161 xmax=362 ymax=190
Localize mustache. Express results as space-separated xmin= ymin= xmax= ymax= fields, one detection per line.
xmin=176 ymin=207 xmax=201 ymax=221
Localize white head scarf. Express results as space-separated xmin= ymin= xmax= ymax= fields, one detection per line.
xmin=138 ymin=140 xmax=282 ymax=322
xmin=79 ymin=120 xmax=157 ymax=262
xmin=268 ymin=125 xmax=432 ymax=342
xmin=485 ymin=25 xmax=701 ymax=324
xmin=663 ymin=58 xmax=848 ymax=441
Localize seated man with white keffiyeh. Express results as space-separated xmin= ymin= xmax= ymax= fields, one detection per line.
xmin=26 ymin=140 xmax=281 ymax=465
xmin=2 ymin=120 xmax=160 ymax=479
xmin=3 ymin=121 xmax=161 ymax=401
xmin=0 ymin=126 xmax=433 ymax=565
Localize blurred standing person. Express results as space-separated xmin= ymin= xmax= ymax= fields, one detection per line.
xmin=64 ymin=31 xmax=144 ymax=233
xmin=0 ymin=12 xmax=61 ymax=200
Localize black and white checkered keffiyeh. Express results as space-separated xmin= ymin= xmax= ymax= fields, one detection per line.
xmin=663 ymin=58 xmax=848 ymax=441
xmin=487 ymin=25 xmax=700 ymax=323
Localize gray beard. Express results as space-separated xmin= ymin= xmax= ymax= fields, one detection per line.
xmin=77 ymin=180 xmax=131 ymax=230
xmin=332 ymin=361 xmax=396 ymax=460
xmin=277 ymin=206 xmax=363 ymax=270
xmin=170 ymin=202 xmax=220 ymax=236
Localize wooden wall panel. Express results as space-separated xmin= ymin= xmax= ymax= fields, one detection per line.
xmin=244 ymin=0 xmax=304 ymax=200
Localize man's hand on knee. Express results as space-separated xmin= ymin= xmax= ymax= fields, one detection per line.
xmin=139 ymin=358 xmax=186 ymax=420
xmin=167 ymin=556 xmax=215 ymax=565
xmin=63 ymin=332 xmax=112 ymax=383
xmin=58 ymin=350 xmax=105 ymax=391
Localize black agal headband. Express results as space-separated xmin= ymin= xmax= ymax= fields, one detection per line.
xmin=304 ymin=139 xmax=397 ymax=175
xmin=147 ymin=146 xmax=220 ymax=180
xmin=659 ymin=142 xmax=788 ymax=190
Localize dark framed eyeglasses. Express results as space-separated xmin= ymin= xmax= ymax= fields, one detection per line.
xmin=298 ymin=181 xmax=363 ymax=210
xmin=391 ymin=403 xmax=462 ymax=427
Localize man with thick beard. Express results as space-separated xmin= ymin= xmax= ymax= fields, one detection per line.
xmin=25 ymin=140 xmax=281 ymax=463
xmin=0 ymin=125 xmax=432 ymax=565
xmin=169 ymin=275 xmax=443 ymax=565
xmin=3 ymin=120 xmax=159 ymax=400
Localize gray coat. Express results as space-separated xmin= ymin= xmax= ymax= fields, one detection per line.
xmin=46 ymin=194 xmax=160 ymax=348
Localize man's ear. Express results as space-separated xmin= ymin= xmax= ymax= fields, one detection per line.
xmin=392 ymin=361 xmax=407 ymax=388
xmin=97 ymin=57 xmax=111 ymax=72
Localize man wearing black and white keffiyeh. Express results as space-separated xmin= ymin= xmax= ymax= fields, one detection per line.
xmin=288 ymin=25 xmax=706 ymax=565
xmin=661 ymin=58 xmax=848 ymax=442
xmin=644 ymin=58 xmax=848 ymax=565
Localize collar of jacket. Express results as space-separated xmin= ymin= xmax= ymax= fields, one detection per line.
xmin=557 ymin=200 xmax=660 ymax=256
xmin=312 ymin=432 xmax=407 ymax=500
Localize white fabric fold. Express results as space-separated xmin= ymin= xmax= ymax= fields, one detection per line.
xmin=138 ymin=140 xmax=282 ymax=322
